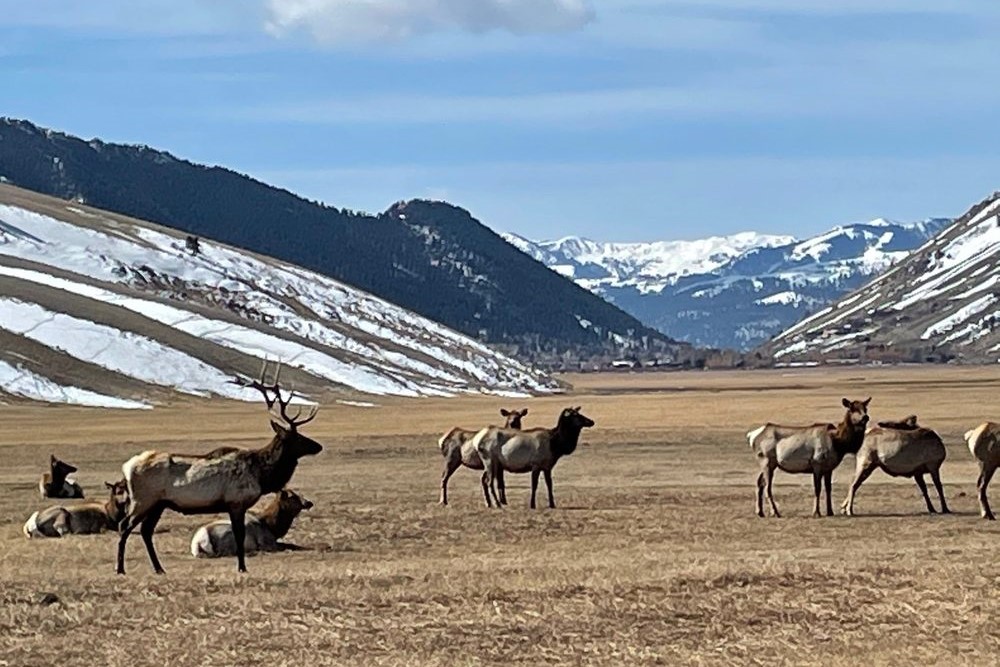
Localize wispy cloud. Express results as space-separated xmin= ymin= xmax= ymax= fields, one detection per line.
xmin=264 ymin=0 xmax=595 ymax=44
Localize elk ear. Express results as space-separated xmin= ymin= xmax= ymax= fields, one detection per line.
xmin=841 ymin=398 xmax=851 ymax=409
xmin=105 ymin=481 xmax=115 ymax=490
xmin=520 ymin=408 xmax=528 ymax=417
xmin=270 ymin=420 xmax=288 ymax=436
xmin=500 ymin=409 xmax=510 ymax=417
xmin=50 ymin=454 xmax=57 ymax=464
xmin=863 ymin=397 xmax=872 ymax=407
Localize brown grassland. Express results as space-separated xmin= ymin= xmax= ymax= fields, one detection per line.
xmin=3 ymin=365 xmax=1000 ymax=666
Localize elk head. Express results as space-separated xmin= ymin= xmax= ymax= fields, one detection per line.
xmin=559 ymin=406 xmax=595 ymax=431
xmin=841 ymin=397 xmax=871 ymax=429
xmin=500 ymin=408 xmax=528 ymax=429
xmin=233 ymin=361 xmax=323 ymax=458
xmin=50 ymin=455 xmax=77 ymax=478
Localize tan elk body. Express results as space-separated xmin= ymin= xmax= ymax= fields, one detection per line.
xmin=474 ymin=407 xmax=594 ymax=509
xmin=116 ymin=362 xmax=323 ymax=574
xmin=39 ymin=455 xmax=84 ymax=499
xmin=842 ymin=415 xmax=949 ymax=516
xmin=748 ymin=398 xmax=870 ymax=517
xmin=24 ymin=480 xmax=128 ymax=538
xmin=438 ymin=408 xmax=527 ymax=505
xmin=964 ymin=422 xmax=1000 ymax=519
xmin=191 ymin=489 xmax=313 ymax=558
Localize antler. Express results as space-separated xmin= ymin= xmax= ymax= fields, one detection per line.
xmin=231 ymin=360 xmax=319 ymax=429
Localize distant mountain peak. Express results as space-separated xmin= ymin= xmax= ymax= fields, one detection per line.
xmin=507 ymin=217 xmax=947 ymax=350
xmin=758 ymin=192 xmax=1000 ymax=364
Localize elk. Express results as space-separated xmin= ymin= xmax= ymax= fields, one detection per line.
xmin=748 ymin=397 xmax=870 ymax=518
xmin=116 ymin=362 xmax=323 ymax=574
xmin=474 ymin=406 xmax=594 ymax=509
xmin=841 ymin=415 xmax=949 ymax=516
xmin=438 ymin=408 xmax=528 ymax=506
xmin=964 ymin=422 xmax=1000 ymax=520
xmin=24 ymin=480 xmax=128 ymax=538
xmin=39 ymin=455 xmax=84 ymax=499
xmin=191 ymin=488 xmax=313 ymax=558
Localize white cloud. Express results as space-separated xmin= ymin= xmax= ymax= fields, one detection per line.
xmin=264 ymin=0 xmax=595 ymax=44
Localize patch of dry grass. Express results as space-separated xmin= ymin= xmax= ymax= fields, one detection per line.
xmin=3 ymin=366 xmax=1000 ymax=665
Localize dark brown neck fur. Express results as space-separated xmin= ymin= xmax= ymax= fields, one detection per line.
xmin=550 ymin=419 xmax=585 ymax=461
xmin=831 ymin=411 xmax=866 ymax=459
xmin=250 ymin=435 xmax=301 ymax=495
xmin=256 ymin=497 xmax=301 ymax=539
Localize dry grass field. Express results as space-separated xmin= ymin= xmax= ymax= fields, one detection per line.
xmin=3 ymin=365 xmax=1000 ymax=666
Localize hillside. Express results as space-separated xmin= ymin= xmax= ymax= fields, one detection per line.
xmin=0 ymin=185 xmax=558 ymax=407
xmin=506 ymin=219 xmax=946 ymax=350
xmin=759 ymin=192 xmax=1000 ymax=364
xmin=0 ymin=118 xmax=680 ymax=366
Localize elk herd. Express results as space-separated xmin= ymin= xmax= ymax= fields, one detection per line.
xmin=13 ymin=367 xmax=1000 ymax=576
xmin=749 ymin=396 xmax=998 ymax=520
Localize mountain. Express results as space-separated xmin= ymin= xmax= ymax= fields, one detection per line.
xmin=505 ymin=219 xmax=948 ymax=350
xmin=0 ymin=184 xmax=557 ymax=408
xmin=0 ymin=118 xmax=682 ymax=367
xmin=758 ymin=192 xmax=1000 ymax=365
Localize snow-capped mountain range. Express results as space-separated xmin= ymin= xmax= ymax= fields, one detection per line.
xmin=0 ymin=184 xmax=555 ymax=408
xmin=762 ymin=192 xmax=1000 ymax=364
xmin=504 ymin=218 xmax=949 ymax=350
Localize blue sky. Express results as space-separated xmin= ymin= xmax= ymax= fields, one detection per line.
xmin=3 ymin=0 xmax=1000 ymax=242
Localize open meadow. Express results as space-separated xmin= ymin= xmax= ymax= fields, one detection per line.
xmin=3 ymin=365 xmax=1000 ymax=666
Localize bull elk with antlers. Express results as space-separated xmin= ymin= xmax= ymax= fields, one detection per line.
xmin=116 ymin=362 xmax=323 ymax=574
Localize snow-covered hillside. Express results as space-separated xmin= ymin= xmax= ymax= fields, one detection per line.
xmin=761 ymin=192 xmax=1000 ymax=364
xmin=505 ymin=219 xmax=947 ymax=350
xmin=0 ymin=185 xmax=555 ymax=408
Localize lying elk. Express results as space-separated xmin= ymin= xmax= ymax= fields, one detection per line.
xmin=748 ymin=397 xmax=870 ymax=518
xmin=39 ymin=455 xmax=84 ymax=499
xmin=191 ymin=488 xmax=313 ymax=558
xmin=116 ymin=362 xmax=323 ymax=574
xmin=964 ymin=422 xmax=1000 ymax=520
xmin=24 ymin=480 xmax=128 ymax=538
xmin=841 ymin=415 xmax=949 ymax=516
xmin=474 ymin=407 xmax=594 ymax=509
xmin=439 ymin=408 xmax=528 ymax=506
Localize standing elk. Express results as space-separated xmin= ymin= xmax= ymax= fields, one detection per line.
xmin=191 ymin=488 xmax=313 ymax=558
xmin=39 ymin=455 xmax=84 ymax=499
xmin=438 ymin=408 xmax=528 ymax=506
xmin=841 ymin=415 xmax=949 ymax=516
xmin=474 ymin=406 xmax=594 ymax=509
xmin=964 ymin=422 xmax=1000 ymax=520
xmin=748 ymin=397 xmax=870 ymax=518
xmin=24 ymin=480 xmax=128 ymax=538
xmin=116 ymin=362 xmax=323 ymax=574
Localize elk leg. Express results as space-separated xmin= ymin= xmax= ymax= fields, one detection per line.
xmin=498 ymin=470 xmax=508 ymax=506
xmin=140 ymin=505 xmax=166 ymax=574
xmin=812 ymin=473 xmax=822 ymax=517
xmin=481 ymin=471 xmax=493 ymax=508
xmin=489 ymin=470 xmax=504 ymax=509
xmin=930 ymin=469 xmax=950 ymax=514
xmin=543 ymin=469 xmax=556 ymax=509
xmin=764 ymin=466 xmax=780 ymax=518
xmin=914 ymin=474 xmax=936 ymax=514
xmin=755 ymin=471 xmax=765 ymax=518
xmin=979 ymin=465 xmax=996 ymax=520
xmin=116 ymin=512 xmax=144 ymax=575
xmin=842 ymin=464 xmax=875 ymax=516
xmin=440 ymin=458 xmax=460 ymax=506
xmin=229 ymin=508 xmax=248 ymax=573
xmin=529 ymin=470 xmax=540 ymax=509
xmin=823 ymin=471 xmax=834 ymax=516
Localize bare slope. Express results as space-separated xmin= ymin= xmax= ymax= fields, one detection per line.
xmin=761 ymin=191 xmax=1000 ymax=364
xmin=0 ymin=185 xmax=556 ymax=407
